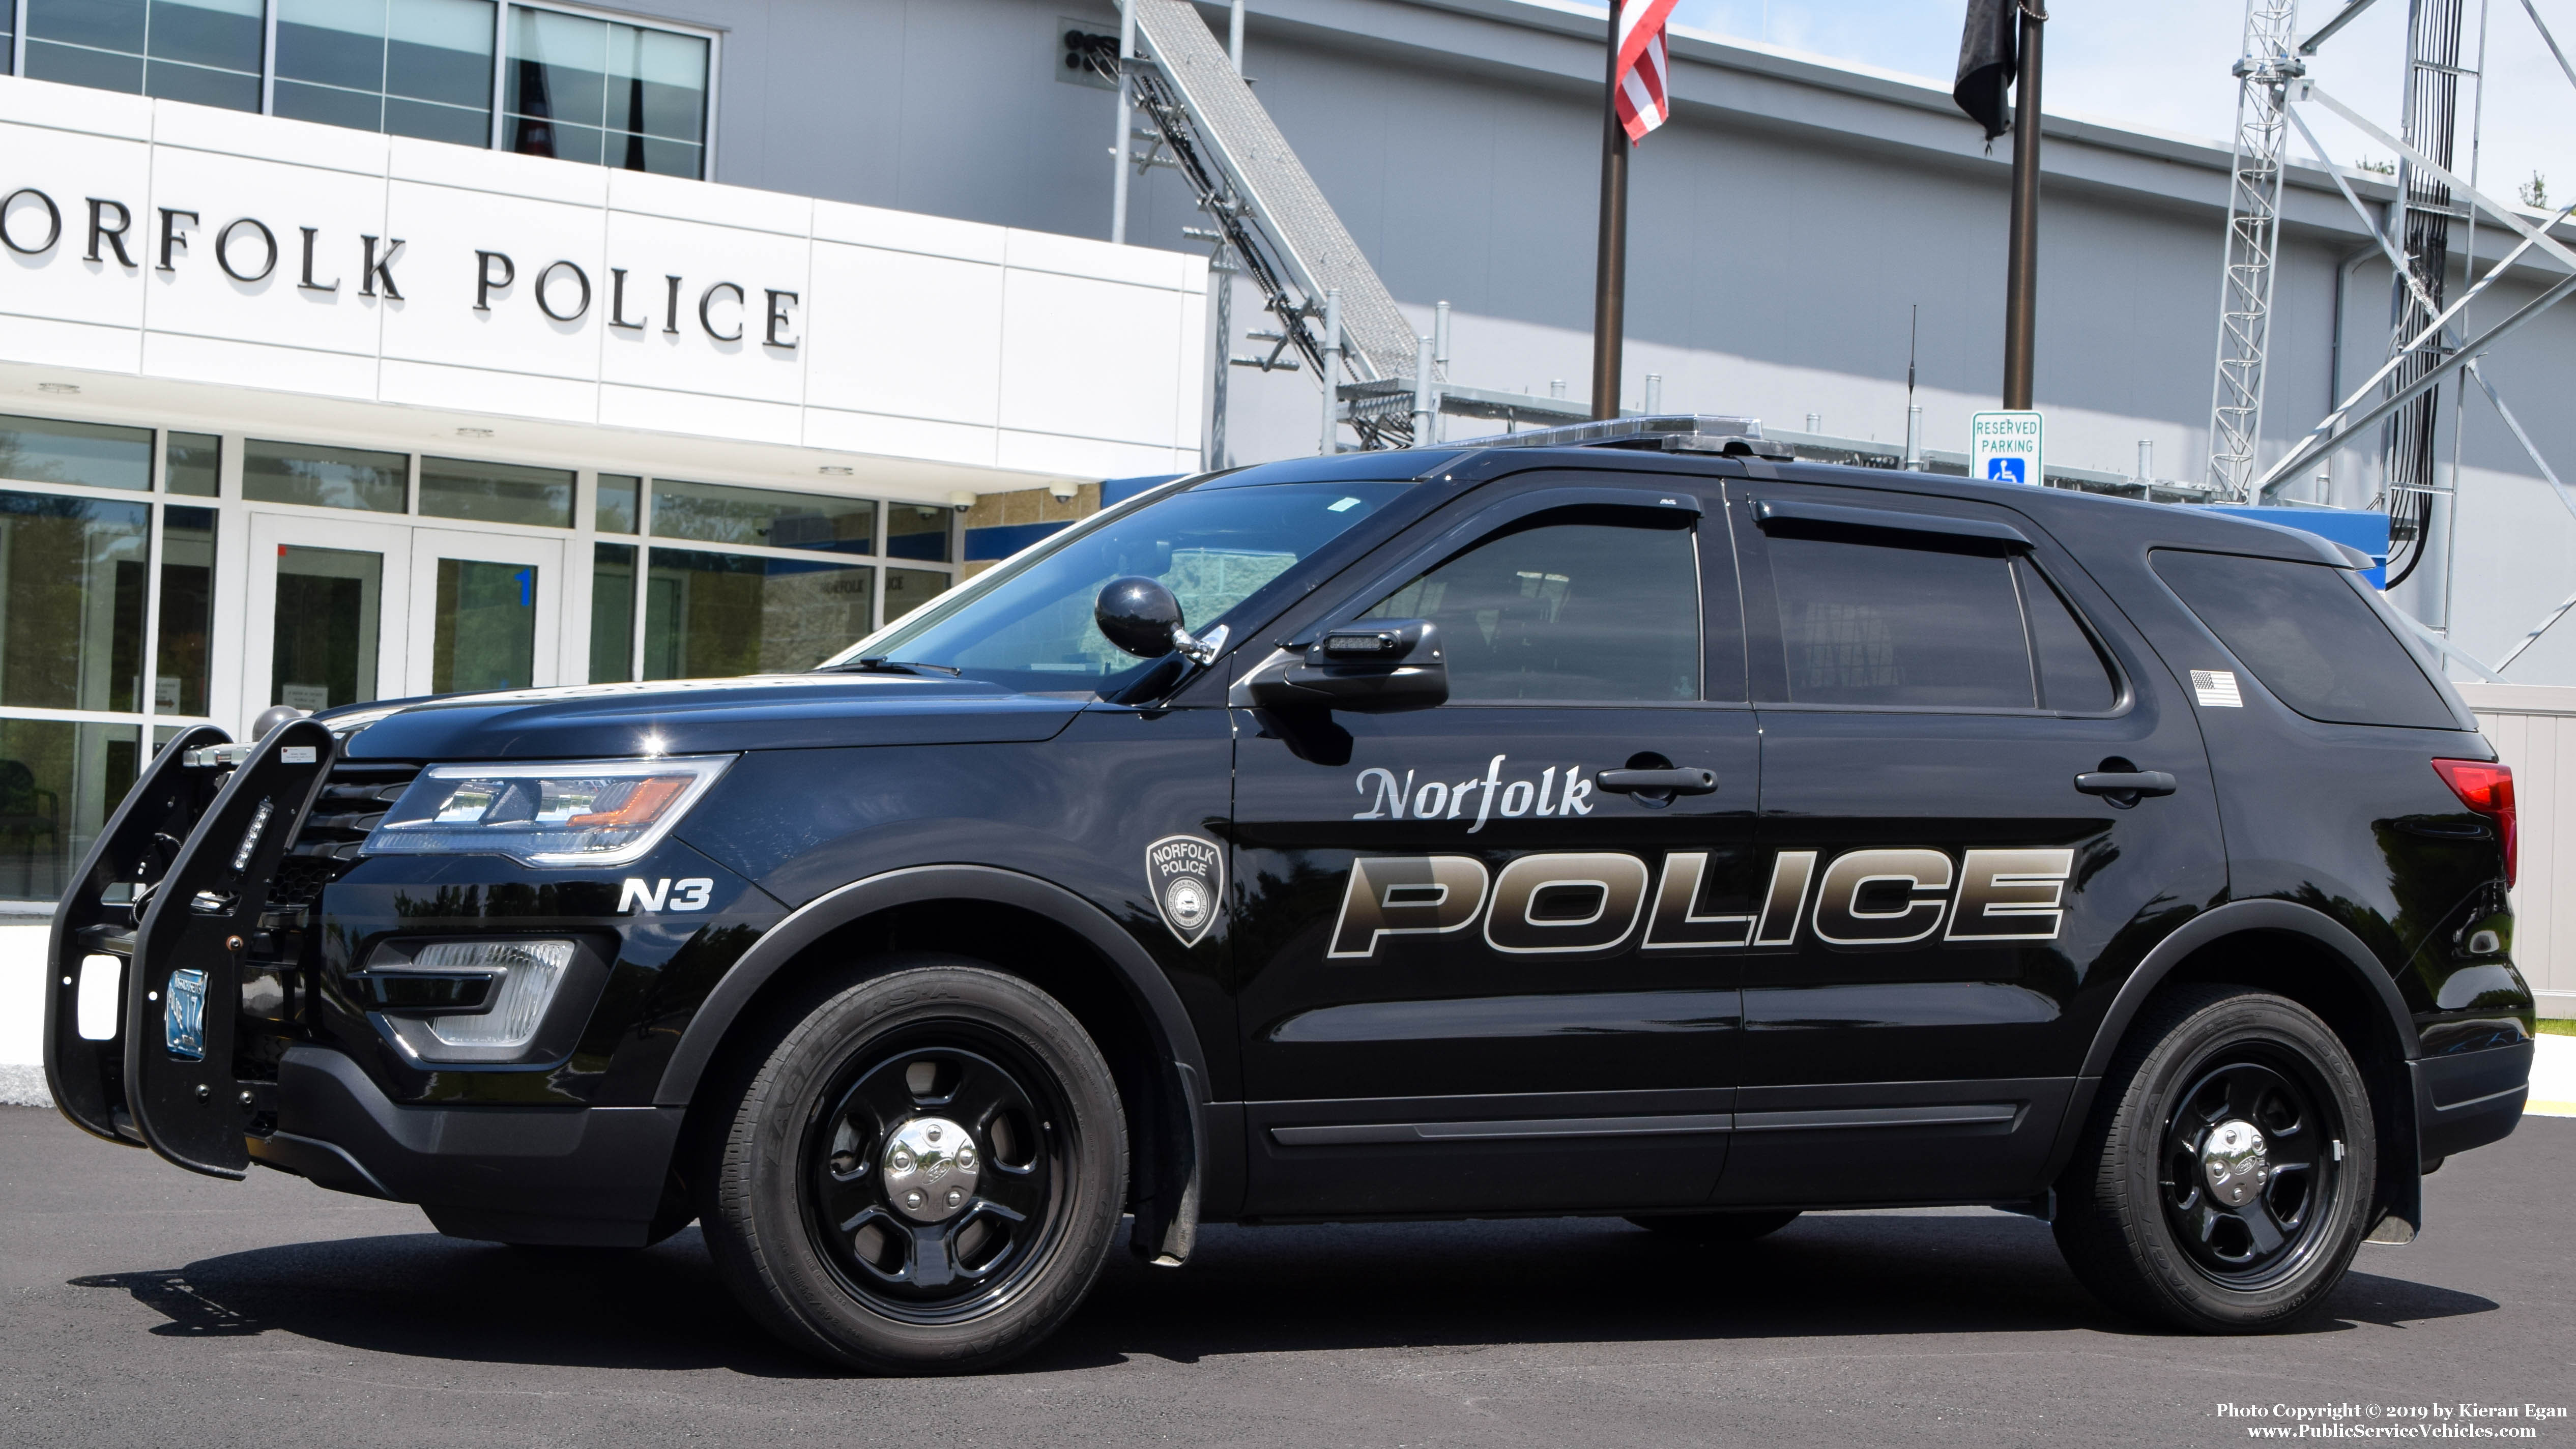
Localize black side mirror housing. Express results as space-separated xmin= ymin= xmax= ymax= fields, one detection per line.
xmin=1095 ymin=575 xmax=1185 ymax=659
xmin=1248 ymin=619 xmax=1449 ymax=713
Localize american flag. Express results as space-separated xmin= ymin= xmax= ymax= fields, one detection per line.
xmin=1613 ymin=0 xmax=1681 ymax=143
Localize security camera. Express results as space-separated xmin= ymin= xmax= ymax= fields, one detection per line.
xmin=949 ymin=489 xmax=978 ymax=514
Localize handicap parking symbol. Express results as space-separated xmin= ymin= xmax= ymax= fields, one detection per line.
xmin=1985 ymin=457 xmax=2026 ymax=484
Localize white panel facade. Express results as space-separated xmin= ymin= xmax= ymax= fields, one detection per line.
xmin=0 ymin=75 xmax=1208 ymax=481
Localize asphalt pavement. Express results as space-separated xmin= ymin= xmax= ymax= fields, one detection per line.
xmin=2 ymin=1105 xmax=2569 ymax=1448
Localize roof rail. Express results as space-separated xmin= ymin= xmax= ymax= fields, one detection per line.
xmin=1447 ymin=414 xmax=1796 ymax=459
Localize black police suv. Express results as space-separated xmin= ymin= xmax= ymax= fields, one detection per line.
xmin=46 ymin=417 xmax=2534 ymax=1371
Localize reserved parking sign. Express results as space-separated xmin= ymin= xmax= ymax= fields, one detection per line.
xmin=1972 ymin=411 xmax=2043 ymax=485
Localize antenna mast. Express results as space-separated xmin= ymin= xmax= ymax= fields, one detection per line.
xmin=2205 ymin=0 xmax=2302 ymax=499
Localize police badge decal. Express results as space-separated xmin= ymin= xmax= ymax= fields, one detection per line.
xmin=1145 ymin=834 xmax=1225 ymax=947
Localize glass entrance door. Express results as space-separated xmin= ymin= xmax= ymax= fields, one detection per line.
xmin=244 ymin=516 xmax=565 ymax=723
xmin=246 ymin=514 xmax=411 ymax=714
xmin=404 ymin=529 xmax=563 ymax=698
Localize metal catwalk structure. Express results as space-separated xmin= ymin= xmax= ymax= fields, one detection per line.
xmin=1118 ymin=0 xmax=1418 ymax=448
xmin=1112 ymin=0 xmax=1592 ymax=451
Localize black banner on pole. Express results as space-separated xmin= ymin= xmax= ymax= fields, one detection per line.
xmin=1954 ymin=0 xmax=2018 ymax=140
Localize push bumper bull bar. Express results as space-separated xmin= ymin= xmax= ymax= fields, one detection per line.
xmin=42 ymin=720 xmax=338 ymax=1178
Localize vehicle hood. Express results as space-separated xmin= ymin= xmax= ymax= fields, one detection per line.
xmin=337 ymin=675 xmax=1089 ymax=761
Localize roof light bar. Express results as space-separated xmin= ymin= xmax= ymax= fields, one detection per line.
xmin=1446 ymin=414 xmax=1794 ymax=458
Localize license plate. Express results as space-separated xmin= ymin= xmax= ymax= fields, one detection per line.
xmin=164 ymin=967 xmax=208 ymax=1061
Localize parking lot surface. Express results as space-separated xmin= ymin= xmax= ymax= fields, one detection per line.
xmin=2 ymin=1106 xmax=2568 ymax=1448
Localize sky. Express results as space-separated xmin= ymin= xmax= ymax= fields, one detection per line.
xmin=1596 ymin=0 xmax=2576 ymax=217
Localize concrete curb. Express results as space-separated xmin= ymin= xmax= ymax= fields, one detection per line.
xmin=0 ymin=1063 xmax=52 ymax=1109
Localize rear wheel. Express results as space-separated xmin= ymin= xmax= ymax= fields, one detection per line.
xmin=2054 ymin=985 xmax=2375 ymax=1333
xmin=699 ymin=960 xmax=1126 ymax=1374
xmin=1627 ymin=1209 xmax=1802 ymax=1243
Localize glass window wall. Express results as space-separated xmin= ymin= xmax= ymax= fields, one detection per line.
xmin=25 ymin=0 xmax=265 ymax=111
xmin=589 ymin=540 xmax=635 ymax=682
xmin=886 ymin=502 xmax=952 ymax=563
xmin=884 ymin=566 xmax=950 ymax=624
xmin=244 ymin=439 xmax=409 ymax=512
xmin=420 ymin=455 xmax=574 ymax=528
xmin=164 ymin=432 xmax=220 ymax=497
xmin=0 ymin=490 xmax=150 ymax=714
xmin=275 ymin=0 xmax=497 ymax=145
xmin=1 ymin=415 xmax=154 ymax=492
xmin=156 ymin=507 xmax=217 ymax=716
xmin=0 ymin=718 xmax=141 ymax=902
xmin=653 ymin=479 xmax=875 ymax=554
xmin=0 ymin=411 xmax=960 ymax=901
xmin=15 ymin=2 xmax=712 ymax=174
xmin=506 ymin=6 xmax=708 ymax=178
xmin=595 ymin=473 xmax=639 ymax=534
xmin=643 ymin=549 xmax=872 ymax=679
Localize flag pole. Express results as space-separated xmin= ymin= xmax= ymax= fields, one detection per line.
xmin=2002 ymin=1 xmax=2045 ymax=410
xmin=1590 ymin=3 xmax=1628 ymax=421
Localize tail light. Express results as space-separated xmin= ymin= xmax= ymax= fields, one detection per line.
xmin=2432 ymin=759 xmax=2515 ymax=887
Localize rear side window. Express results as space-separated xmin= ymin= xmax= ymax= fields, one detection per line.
xmin=1756 ymin=527 xmax=2116 ymax=711
xmin=2018 ymin=558 xmax=2118 ymax=712
xmin=2152 ymin=549 xmax=2454 ymax=728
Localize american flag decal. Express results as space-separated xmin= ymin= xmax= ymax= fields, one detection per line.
xmin=1614 ymin=0 xmax=1682 ymax=143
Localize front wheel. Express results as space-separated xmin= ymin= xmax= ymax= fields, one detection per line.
xmin=699 ymin=960 xmax=1127 ymax=1374
xmin=2054 ymin=985 xmax=2376 ymax=1333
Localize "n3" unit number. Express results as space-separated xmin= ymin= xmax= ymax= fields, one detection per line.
xmin=621 ymin=877 xmax=714 ymax=913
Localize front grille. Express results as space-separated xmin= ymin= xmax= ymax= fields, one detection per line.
xmin=266 ymin=761 xmax=420 ymax=913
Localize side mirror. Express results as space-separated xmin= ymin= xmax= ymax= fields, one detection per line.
xmin=1095 ymin=576 xmax=1183 ymax=659
xmin=1248 ymin=619 xmax=1449 ymax=714
xmin=1095 ymin=576 xmax=1227 ymax=664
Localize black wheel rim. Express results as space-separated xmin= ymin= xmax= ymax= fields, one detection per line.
xmin=799 ymin=1022 xmax=1070 ymax=1325
xmin=2158 ymin=1049 xmax=2342 ymax=1288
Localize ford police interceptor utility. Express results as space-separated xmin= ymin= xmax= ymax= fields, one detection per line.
xmin=45 ymin=416 xmax=2535 ymax=1372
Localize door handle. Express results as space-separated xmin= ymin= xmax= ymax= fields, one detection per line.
xmin=2074 ymin=770 xmax=2177 ymax=798
xmin=1598 ymin=767 xmax=1719 ymax=796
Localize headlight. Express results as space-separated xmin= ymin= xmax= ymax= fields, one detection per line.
xmin=363 ymin=756 xmax=732 ymax=866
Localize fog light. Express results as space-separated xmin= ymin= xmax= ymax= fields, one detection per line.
xmin=375 ymin=940 xmax=574 ymax=1052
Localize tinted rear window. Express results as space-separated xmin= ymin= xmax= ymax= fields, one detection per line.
xmin=1765 ymin=531 xmax=2033 ymax=708
xmin=2152 ymin=550 xmax=2455 ymax=728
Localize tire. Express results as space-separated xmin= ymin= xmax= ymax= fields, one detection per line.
xmin=2053 ymin=984 xmax=2376 ymax=1334
xmin=1626 ymin=1209 xmax=1802 ymax=1243
xmin=698 ymin=959 xmax=1127 ymax=1374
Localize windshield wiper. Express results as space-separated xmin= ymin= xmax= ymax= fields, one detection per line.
xmin=827 ymin=656 xmax=964 ymax=677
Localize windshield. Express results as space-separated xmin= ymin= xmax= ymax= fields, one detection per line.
xmin=831 ymin=479 xmax=1419 ymax=694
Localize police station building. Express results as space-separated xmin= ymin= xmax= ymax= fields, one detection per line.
xmin=0 ymin=1 xmax=1227 ymax=910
